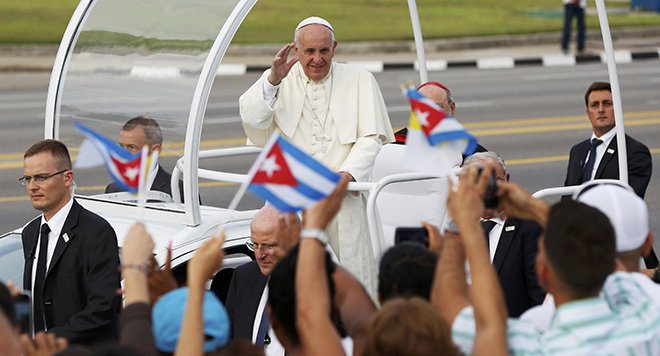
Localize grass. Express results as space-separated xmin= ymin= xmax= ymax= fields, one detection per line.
xmin=0 ymin=0 xmax=657 ymax=45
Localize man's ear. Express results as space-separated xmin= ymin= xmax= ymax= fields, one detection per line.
xmin=64 ymin=170 xmax=74 ymax=189
xmin=643 ymin=233 xmax=654 ymax=258
xmin=505 ymin=173 xmax=510 ymax=182
xmin=150 ymin=143 xmax=162 ymax=154
xmin=450 ymin=102 xmax=456 ymax=117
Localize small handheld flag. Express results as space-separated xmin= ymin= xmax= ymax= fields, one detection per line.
xmin=73 ymin=122 xmax=142 ymax=193
xmin=402 ymin=83 xmax=478 ymax=176
xmin=229 ymin=133 xmax=341 ymax=212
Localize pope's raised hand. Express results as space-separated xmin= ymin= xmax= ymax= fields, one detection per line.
xmin=268 ymin=42 xmax=299 ymax=86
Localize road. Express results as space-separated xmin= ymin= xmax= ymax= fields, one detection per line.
xmin=1 ymin=61 xmax=659 ymax=251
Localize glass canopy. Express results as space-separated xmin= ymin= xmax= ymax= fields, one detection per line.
xmin=46 ymin=0 xmax=257 ymax=225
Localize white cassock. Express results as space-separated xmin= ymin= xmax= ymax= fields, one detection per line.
xmin=239 ymin=62 xmax=394 ymax=297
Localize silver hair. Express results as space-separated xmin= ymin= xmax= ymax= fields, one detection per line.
xmin=462 ymin=151 xmax=507 ymax=175
xmin=294 ymin=24 xmax=335 ymax=46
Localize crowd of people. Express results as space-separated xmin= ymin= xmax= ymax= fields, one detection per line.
xmin=2 ymin=15 xmax=659 ymax=356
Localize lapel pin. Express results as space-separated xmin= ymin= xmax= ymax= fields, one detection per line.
xmin=505 ymin=226 xmax=515 ymax=232
xmin=607 ymin=148 xmax=615 ymax=154
xmin=63 ymin=233 xmax=70 ymax=243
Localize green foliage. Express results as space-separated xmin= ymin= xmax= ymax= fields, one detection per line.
xmin=0 ymin=0 xmax=656 ymax=44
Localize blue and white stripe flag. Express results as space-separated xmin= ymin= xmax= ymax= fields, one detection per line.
xmin=229 ymin=133 xmax=341 ymax=212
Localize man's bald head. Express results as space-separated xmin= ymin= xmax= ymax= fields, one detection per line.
xmin=418 ymin=83 xmax=455 ymax=117
xmin=250 ymin=205 xmax=301 ymax=276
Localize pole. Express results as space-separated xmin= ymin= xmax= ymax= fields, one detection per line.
xmin=407 ymin=0 xmax=428 ymax=84
xmin=594 ymin=0 xmax=628 ymax=184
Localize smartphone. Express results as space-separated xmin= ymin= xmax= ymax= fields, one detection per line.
xmin=477 ymin=167 xmax=500 ymax=209
xmin=14 ymin=292 xmax=31 ymax=334
xmin=394 ymin=227 xmax=429 ymax=247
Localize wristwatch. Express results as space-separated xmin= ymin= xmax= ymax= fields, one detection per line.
xmin=300 ymin=228 xmax=328 ymax=245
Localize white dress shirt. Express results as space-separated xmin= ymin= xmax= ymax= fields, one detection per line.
xmin=584 ymin=127 xmax=616 ymax=181
xmin=31 ymin=196 xmax=74 ymax=329
xmin=483 ymin=217 xmax=505 ymax=263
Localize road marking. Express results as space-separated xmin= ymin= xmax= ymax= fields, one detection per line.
xmin=507 ymin=155 xmax=569 ymax=166
xmin=471 ymin=117 xmax=660 ymax=137
xmin=1 ymin=148 xmax=659 ymax=203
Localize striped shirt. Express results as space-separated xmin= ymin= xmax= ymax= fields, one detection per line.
xmin=452 ymin=272 xmax=660 ymax=355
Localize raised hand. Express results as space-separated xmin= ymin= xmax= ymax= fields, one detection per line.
xmin=187 ymin=228 xmax=226 ymax=287
xmin=147 ymin=244 xmax=179 ymax=304
xmin=268 ymin=42 xmax=299 ymax=86
xmin=121 ymin=223 xmax=155 ymax=266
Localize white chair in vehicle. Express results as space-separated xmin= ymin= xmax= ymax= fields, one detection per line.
xmin=371 ymin=143 xmax=455 ymax=250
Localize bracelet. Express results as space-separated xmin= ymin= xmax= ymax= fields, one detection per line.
xmin=444 ymin=219 xmax=460 ymax=234
xmin=119 ymin=263 xmax=149 ymax=275
xmin=300 ymin=228 xmax=328 ymax=245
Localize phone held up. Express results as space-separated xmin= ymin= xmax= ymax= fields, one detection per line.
xmin=14 ymin=291 xmax=31 ymax=334
xmin=395 ymin=227 xmax=429 ymax=247
xmin=477 ymin=167 xmax=499 ymax=209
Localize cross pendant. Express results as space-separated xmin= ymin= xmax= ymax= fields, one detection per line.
xmin=315 ymin=133 xmax=333 ymax=153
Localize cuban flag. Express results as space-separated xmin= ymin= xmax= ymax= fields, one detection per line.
xmin=232 ymin=133 xmax=341 ymax=212
xmin=73 ymin=122 xmax=142 ymax=193
xmin=402 ymin=84 xmax=478 ymax=175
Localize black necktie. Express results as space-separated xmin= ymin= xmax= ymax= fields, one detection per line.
xmin=582 ymin=138 xmax=603 ymax=183
xmin=33 ymin=223 xmax=50 ymax=332
xmin=481 ymin=220 xmax=497 ymax=250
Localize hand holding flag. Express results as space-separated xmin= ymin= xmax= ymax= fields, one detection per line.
xmin=229 ymin=133 xmax=341 ymax=212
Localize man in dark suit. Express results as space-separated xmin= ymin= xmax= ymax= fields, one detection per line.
xmin=464 ymin=151 xmax=545 ymax=317
xmin=564 ymin=81 xmax=652 ymax=199
xmin=564 ymin=81 xmax=655 ymax=267
xmin=105 ymin=116 xmax=185 ymax=202
xmin=225 ymin=205 xmax=300 ymax=354
xmin=21 ymin=140 xmax=121 ymax=345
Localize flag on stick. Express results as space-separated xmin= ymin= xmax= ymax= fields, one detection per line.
xmin=73 ymin=122 xmax=142 ymax=194
xmin=402 ymin=84 xmax=478 ymax=176
xmin=228 ymin=133 xmax=341 ymax=212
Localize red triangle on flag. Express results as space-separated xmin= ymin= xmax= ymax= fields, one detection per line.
xmin=411 ymin=100 xmax=446 ymax=137
xmin=251 ymin=142 xmax=298 ymax=186
xmin=110 ymin=155 xmax=141 ymax=188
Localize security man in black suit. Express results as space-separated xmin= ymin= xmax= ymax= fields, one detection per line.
xmin=464 ymin=151 xmax=545 ymax=317
xmin=225 ymin=205 xmax=300 ymax=353
xmin=564 ymin=81 xmax=655 ymax=267
xmin=21 ymin=140 xmax=121 ymax=345
xmin=105 ymin=116 xmax=185 ymax=202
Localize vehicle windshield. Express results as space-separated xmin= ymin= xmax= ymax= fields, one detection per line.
xmin=56 ymin=0 xmax=241 ymax=202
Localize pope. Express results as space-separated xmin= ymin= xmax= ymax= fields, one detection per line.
xmin=239 ymin=16 xmax=394 ymax=297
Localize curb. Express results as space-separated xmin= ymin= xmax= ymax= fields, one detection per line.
xmin=213 ymin=49 xmax=660 ymax=76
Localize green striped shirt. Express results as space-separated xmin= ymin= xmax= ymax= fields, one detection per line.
xmin=452 ymin=272 xmax=660 ymax=355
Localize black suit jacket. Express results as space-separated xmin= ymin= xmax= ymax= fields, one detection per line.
xmin=225 ymin=261 xmax=268 ymax=341
xmin=493 ymin=218 xmax=545 ymax=318
xmin=564 ymin=134 xmax=652 ymax=198
xmin=105 ymin=165 xmax=185 ymax=202
xmin=22 ymin=200 xmax=121 ymax=345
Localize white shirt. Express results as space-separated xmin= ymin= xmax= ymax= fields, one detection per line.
xmin=31 ymin=196 xmax=74 ymax=329
xmin=584 ymin=127 xmax=616 ymax=180
xmin=482 ymin=217 xmax=505 ymax=263
xmin=519 ymin=271 xmax=660 ymax=333
xmin=563 ymin=0 xmax=586 ymax=8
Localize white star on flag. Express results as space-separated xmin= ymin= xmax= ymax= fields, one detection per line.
xmin=415 ymin=109 xmax=430 ymax=127
xmin=260 ymin=155 xmax=280 ymax=178
xmin=124 ymin=166 xmax=139 ymax=181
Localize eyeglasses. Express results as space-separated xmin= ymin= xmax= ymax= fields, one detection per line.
xmin=245 ymin=240 xmax=280 ymax=253
xmin=19 ymin=169 xmax=69 ymax=186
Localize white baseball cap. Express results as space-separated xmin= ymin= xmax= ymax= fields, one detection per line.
xmin=576 ymin=181 xmax=649 ymax=252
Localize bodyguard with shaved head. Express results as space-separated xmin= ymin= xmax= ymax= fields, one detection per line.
xmin=224 ymin=205 xmax=300 ymax=353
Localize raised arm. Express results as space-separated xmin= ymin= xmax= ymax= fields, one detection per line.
xmin=296 ymin=175 xmax=350 ymax=356
xmin=174 ymin=230 xmax=226 ymax=356
xmin=497 ymin=181 xmax=550 ymax=228
xmin=447 ymin=166 xmax=508 ymax=356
